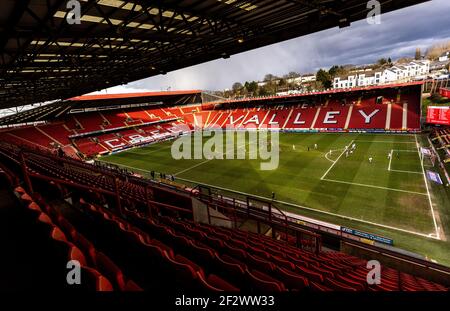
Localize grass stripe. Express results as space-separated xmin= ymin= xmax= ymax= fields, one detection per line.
xmin=320 ymin=140 xmax=354 ymax=180
xmin=321 ymin=178 xmax=428 ymax=196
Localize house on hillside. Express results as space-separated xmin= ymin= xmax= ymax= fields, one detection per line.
xmin=258 ymin=73 xmax=316 ymax=87
xmin=333 ymin=74 xmax=358 ymax=89
xmin=333 ymin=60 xmax=430 ymax=89
xmin=439 ymin=51 xmax=449 ymax=62
xmin=300 ymin=73 xmax=316 ymax=83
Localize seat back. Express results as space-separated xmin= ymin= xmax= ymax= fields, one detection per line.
xmin=247 ymin=269 xmax=286 ymax=292
xmin=95 ymin=251 xmax=126 ymax=290
xmin=274 ymin=267 xmax=308 ymax=290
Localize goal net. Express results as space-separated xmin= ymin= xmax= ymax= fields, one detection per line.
xmin=419 ymin=146 xmax=436 ymax=168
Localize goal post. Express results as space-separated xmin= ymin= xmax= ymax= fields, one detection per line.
xmin=419 ymin=146 xmax=436 ymax=168
xmin=430 ymin=151 xmax=436 ymax=167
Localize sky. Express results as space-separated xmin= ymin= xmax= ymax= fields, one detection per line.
xmin=98 ymin=0 xmax=450 ymax=94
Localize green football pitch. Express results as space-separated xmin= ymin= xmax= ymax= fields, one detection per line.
xmin=100 ymin=132 xmax=450 ymax=265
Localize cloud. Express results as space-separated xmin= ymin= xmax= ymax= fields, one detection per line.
xmin=104 ymin=0 xmax=450 ymax=92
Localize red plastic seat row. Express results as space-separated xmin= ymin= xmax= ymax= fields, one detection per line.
xmin=161 ymin=218 xmax=429 ymax=292
xmin=16 ymin=188 xmax=142 ymax=291
xmin=162 ymin=218 xmax=363 ymax=290
xmin=109 ymin=206 xmax=297 ymax=292
xmin=85 ymin=201 xmax=238 ymax=291
xmin=15 ymin=189 xmax=113 ymax=291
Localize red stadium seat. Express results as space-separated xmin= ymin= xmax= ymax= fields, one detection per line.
xmin=80 ymin=266 xmax=114 ymax=291
xmin=246 ymin=253 xmax=275 ymax=272
xmin=94 ymin=251 xmax=126 ymax=291
xmin=246 ymin=269 xmax=286 ymax=292
xmin=199 ymin=274 xmax=240 ymax=292
xmin=295 ymin=265 xmax=324 ymax=283
xmin=2 ymin=132 xmax=448 ymax=292
xmin=273 ymin=267 xmax=309 ymax=290
xmin=324 ymin=277 xmax=359 ymax=291
xmin=310 ymin=281 xmax=332 ymax=291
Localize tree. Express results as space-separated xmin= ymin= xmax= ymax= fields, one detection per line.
xmin=316 ymin=69 xmax=332 ymax=89
xmin=425 ymin=40 xmax=450 ymax=60
xmin=388 ymin=57 xmax=392 ymax=64
xmin=244 ymin=81 xmax=258 ymax=95
xmin=284 ymin=71 xmax=300 ymax=79
xmin=377 ymin=58 xmax=388 ymax=66
xmin=258 ymin=86 xmax=269 ymax=96
xmin=223 ymin=89 xmax=233 ymax=98
xmin=397 ymin=57 xmax=413 ymax=64
xmin=232 ymin=82 xmax=243 ymax=92
xmin=328 ymin=65 xmax=346 ymax=78
xmin=263 ymin=74 xmax=277 ymax=82
xmin=328 ymin=65 xmax=339 ymax=77
xmin=415 ymin=48 xmax=422 ymax=60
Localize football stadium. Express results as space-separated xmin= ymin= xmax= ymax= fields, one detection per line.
xmin=1 ymin=0 xmax=450 ymax=298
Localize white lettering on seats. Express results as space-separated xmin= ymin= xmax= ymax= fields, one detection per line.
xmin=358 ymin=109 xmax=380 ymax=124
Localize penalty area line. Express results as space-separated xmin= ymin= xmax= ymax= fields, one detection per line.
xmin=390 ymin=169 xmax=423 ymax=175
xmin=415 ymin=134 xmax=440 ymax=240
xmin=321 ymin=140 xmax=354 ymax=180
xmin=321 ymin=178 xmax=428 ymax=196
xmin=354 ymin=140 xmax=417 ymax=144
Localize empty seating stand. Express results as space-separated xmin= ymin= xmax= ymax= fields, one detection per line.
xmin=0 ymin=89 xmax=422 ymax=159
xmin=0 ymin=141 xmax=447 ymax=292
xmin=9 ymin=187 xmax=141 ymax=291
xmin=78 ymin=200 xmax=447 ymax=292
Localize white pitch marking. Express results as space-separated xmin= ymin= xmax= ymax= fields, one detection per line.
xmin=388 ymin=149 xmax=424 ymax=173
xmin=320 ymin=140 xmax=354 ymax=180
xmin=98 ymin=159 xmax=439 ymax=240
xmin=321 ymin=178 xmax=428 ymax=196
xmin=99 ymin=135 xmax=441 ymax=241
xmin=389 ymin=169 xmax=423 ymax=175
xmin=173 ymin=139 xmax=256 ymax=177
xmin=172 ymin=176 xmax=439 ymax=239
xmin=324 ymin=148 xmax=345 ymax=163
xmin=388 ymin=149 xmax=393 ymax=171
xmin=354 ymin=140 xmax=416 ymax=144
xmin=415 ymin=134 xmax=440 ymax=240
